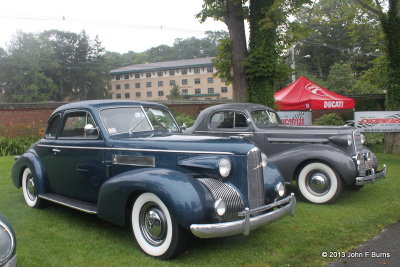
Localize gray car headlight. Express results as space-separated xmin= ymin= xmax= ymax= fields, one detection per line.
xmin=360 ymin=134 xmax=366 ymax=145
xmin=219 ymin=158 xmax=231 ymax=178
xmin=261 ymin=152 xmax=268 ymax=168
xmin=274 ymin=182 xmax=286 ymax=197
xmin=347 ymin=135 xmax=353 ymax=146
xmin=0 ymin=222 xmax=15 ymax=266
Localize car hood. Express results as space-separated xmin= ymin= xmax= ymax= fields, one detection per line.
xmin=110 ymin=133 xmax=256 ymax=155
xmin=257 ymin=124 xmax=356 ymax=136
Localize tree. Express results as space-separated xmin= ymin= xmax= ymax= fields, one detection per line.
xmin=326 ymin=63 xmax=357 ymax=95
xmin=167 ymin=84 xmax=182 ymax=100
xmin=354 ymin=0 xmax=400 ymax=153
xmin=197 ymin=0 xmax=248 ymax=102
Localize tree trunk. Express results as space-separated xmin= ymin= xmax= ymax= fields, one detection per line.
xmin=225 ymin=0 xmax=248 ymax=102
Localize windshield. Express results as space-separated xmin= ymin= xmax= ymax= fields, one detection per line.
xmin=251 ymin=110 xmax=281 ymax=126
xmin=101 ymin=107 xmax=179 ymax=134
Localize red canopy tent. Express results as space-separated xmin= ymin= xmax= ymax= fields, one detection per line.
xmin=274 ymin=76 xmax=355 ymax=110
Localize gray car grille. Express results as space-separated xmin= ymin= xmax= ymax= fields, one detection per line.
xmin=353 ymin=130 xmax=366 ymax=176
xmin=247 ymin=148 xmax=265 ymax=209
xmin=197 ymin=178 xmax=244 ymax=222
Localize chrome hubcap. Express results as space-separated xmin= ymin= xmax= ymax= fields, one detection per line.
xmin=26 ymin=175 xmax=36 ymax=200
xmin=306 ymin=171 xmax=331 ymax=196
xmin=139 ymin=202 xmax=167 ymax=246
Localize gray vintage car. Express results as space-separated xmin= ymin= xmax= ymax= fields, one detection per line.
xmin=185 ymin=103 xmax=386 ymax=204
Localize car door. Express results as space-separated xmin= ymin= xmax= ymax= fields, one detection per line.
xmin=207 ymin=110 xmax=255 ymax=142
xmin=41 ymin=110 xmax=106 ymax=203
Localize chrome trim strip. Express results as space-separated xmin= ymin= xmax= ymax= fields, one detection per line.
xmin=112 ymin=154 xmax=155 ymax=167
xmin=37 ymin=144 xmax=234 ymax=155
xmin=38 ymin=194 xmax=97 ymax=214
xmin=195 ymin=131 xmax=253 ymax=134
xmin=190 ymin=193 xmax=296 ymax=238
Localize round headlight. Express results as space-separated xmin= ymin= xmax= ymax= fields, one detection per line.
xmin=214 ymin=198 xmax=226 ymax=216
xmin=219 ymin=158 xmax=231 ymax=178
xmin=0 ymin=222 xmax=15 ymax=265
xmin=360 ymin=134 xmax=366 ymax=145
xmin=347 ymin=135 xmax=353 ymax=146
xmin=261 ymin=152 xmax=268 ymax=168
xmin=275 ymin=182 xmax=286 ymax=197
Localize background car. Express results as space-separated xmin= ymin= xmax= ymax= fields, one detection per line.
xmin=0 ymin=213 xmax=17 ymax=267
xmin=185 ymin=103 xmax=386 ymax=204
xmin=11 ymin=100 xmax=295 ymax=259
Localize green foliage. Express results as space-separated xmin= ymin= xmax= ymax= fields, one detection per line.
xmin=314 ymin=113 xmax=345 ymax=126
xmin=173 ymin=112 xmax=195 ymax=128
xmin=0 ymin=136 xmax=39 ymax=156
xmin=326 ymin=63 xmax=356 ymax=95
xmin=167 ymin=84 xmax=182 ymax=100
xmin=212 ymin=38 xmax=233 ymax=84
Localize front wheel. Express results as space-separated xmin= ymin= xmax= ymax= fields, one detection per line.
xmin=22 ymin=167 xmax=44 ymax=208
xmin=131 ymin=192 xmax=188 ymax=259
xmin=297 ymin=162 xmax=342 ymax=204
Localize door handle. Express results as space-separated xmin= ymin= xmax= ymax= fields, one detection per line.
xmin=52 ymin=148 xmax=61 ymax=153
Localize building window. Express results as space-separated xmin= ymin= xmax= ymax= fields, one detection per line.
xmin=136 ymin=92 xmax=141 ymax=98
xmin=135 ymin=73 xmax=140 ymax=78
xmin=158 ymin=91 xmax=164 ymax=96
xmin=181 ymin=69 xmax=187 ymax=74
xmin=158 ymin=81 xmax=163 ymax=87
xmin=195 ymin=88 xmax=201 ymax=94
xmin=208 ymin=88 xmax=214 ymax=94
xmin=146 ymin=82 xmax=152 ymax=88
xmin=182 ymin=89 xmax=188 ymax=95
xmin=169 ymin=70 xmax=175 ymax=76
xmin=147 ymin=91 xmax=152 ymax=97
xmin=116 ymin=84 xmax=121 ymax=90
xmin=194 ymin=78 xmax=200 ymax=84
xmin=221 ymin=77 xmax=227 ymax=83
xmin=135 ymin=83 xmax=140 ymax=88
xmin=124 ymin=74 xmax=129 ymax=79
xmin=207 ymin=66 xmax=213 ymax=73
xmin=221 ymin=87 xmax=228 ymax=93
xmin=125 ymin=93 xmax=130 ymax=98
xmin=182 ymin=79 xmax=188 ymax=85
xmin=170 ymin=80 xmax=176 ymax=86
xmin=116 ymin=93 xmax=121 ymax=99
xmin=124 ymin=84 xmax=129 ymax=89
xmin=115 ymin=75 xmax=120 ymax=80
xmin=146 ymin=72 xmax=151 ymax=78
xmin=157 ymin=71 xmax=163 ymax=77
xmin=194 ymin=68 xmax=201 ymax=74
xmin=207 ymin=77 xmax=214 ymax=83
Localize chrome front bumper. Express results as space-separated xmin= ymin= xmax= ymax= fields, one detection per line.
xmin=190 ymin=193 xmax=296 ymax=238
xmin=355 ymin=164 xmax=387 ymax=185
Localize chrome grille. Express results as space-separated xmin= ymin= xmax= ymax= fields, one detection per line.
xmin=247 ymin=148 xmax=265 ymax=209
xmin=353 ymin=130 xmax=366 ymax=175
xmin=197 ymin=178 xmax=244 ymax=222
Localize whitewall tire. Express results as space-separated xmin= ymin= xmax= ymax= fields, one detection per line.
xmin=131 ymin=192 xmax=187 ymax=259
xmin=22 ymin=167 xmax=43 ymax=208
xmin=297 ymin=162 xmax=342 ymax=204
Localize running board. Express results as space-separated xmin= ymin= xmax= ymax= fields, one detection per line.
xmin=39 ymin=193 xmax=97 ymax=214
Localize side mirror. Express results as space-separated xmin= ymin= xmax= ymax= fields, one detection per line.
xmin=181 ymin=123 xmax=187 ymax=131
xmin=84 ymin=124 xmax=97 ymax=135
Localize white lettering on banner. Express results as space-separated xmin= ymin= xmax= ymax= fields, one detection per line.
xmin=324 ymin=101 xmax=344 ymax=108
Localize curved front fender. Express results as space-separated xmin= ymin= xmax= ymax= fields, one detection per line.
xmin=269 ymin=145 xmax=357 ymax=185
xmin=11 ymin=149 xmax=48 ymax=194
xmin=97 ymin=168 xmax=214 ymax=229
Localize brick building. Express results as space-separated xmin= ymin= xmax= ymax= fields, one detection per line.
xmin=109 ymin=57 xmax=233 ymax=101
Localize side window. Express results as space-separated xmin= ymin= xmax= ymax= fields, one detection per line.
xmin=45 ymin=114 xmax=61 ymax=138
xmin=210 ymin=112 xmax=234 ymax=129
xmin=235 ymin=112 xmax=248 ymax=128
xmin=59 ymin=111 xmax=98 ymax=138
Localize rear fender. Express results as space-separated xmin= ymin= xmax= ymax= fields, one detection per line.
xmin=97 ymin=168 xmax=214 ymax=229
xmin=11 ymin=150 xmax=48 ymax=194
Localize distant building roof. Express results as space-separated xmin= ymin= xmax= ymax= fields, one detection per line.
xmin=110 ymin=57 xmax=214 ymax=74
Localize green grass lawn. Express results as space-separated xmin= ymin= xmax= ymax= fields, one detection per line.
xmin=0 ymin=154 xmax=399 ymax=267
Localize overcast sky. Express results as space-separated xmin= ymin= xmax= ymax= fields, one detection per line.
xmin=0 ymin=0 xmax=228 ymax=53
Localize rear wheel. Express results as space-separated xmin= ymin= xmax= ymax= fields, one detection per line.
xmin=22 ymin=168 xmax=44 ymax=208
xmin=297 ymin=162 xmax=342 ymax=204
xmin=131 ymin=192 xmax=187 ymax=259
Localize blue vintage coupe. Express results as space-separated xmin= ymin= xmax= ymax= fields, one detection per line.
xmin=12 ymin=100 xmax=295 ymax=259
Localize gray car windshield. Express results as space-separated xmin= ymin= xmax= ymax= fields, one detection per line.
xmin=251 ymin=110 xmax=280 ymax=126
xmin=101 ymin=107 xmax=179 ymax=134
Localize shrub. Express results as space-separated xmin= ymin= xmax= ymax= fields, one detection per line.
xmin=173 ymin=112 xmax=195 ymax=128
xmin=314 ymin=113 xmax=345 ymax=126
xmin=0 ymin=136 xmax=41 ymax=156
